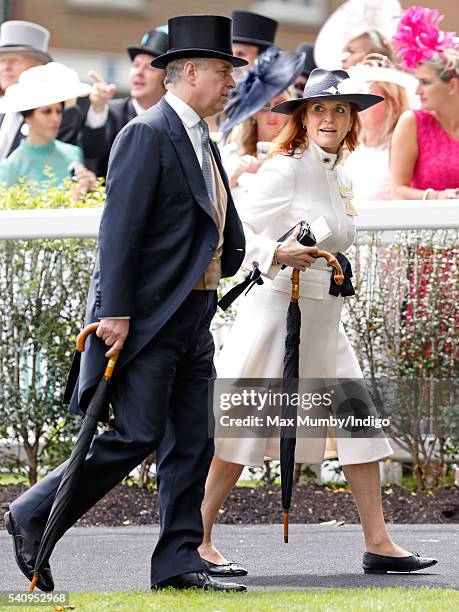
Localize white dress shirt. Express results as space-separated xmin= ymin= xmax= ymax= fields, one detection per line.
xmin=164 ymin=90 xmax=205 ymax=168
xmin=85 ymin=96 xmax=151 ymax=129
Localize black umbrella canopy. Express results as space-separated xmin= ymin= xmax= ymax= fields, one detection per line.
xmin=29 ymin=323 xmax=119 ymax=592
xmin=279 ymin=255 xmax=343 ymax=543
xmin=280 ymin=269 xmax=301 ymax=543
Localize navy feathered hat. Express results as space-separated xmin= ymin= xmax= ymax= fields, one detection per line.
xmin=220 ymin=46 xmax=306 ymax=136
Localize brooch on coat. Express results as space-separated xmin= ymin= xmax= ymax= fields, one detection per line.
xmin=340 ymin=185 xmax=358 ymax=216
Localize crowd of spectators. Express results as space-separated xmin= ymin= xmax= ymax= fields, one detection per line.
xmin=0 ymin=4 xmax=458 ymax=203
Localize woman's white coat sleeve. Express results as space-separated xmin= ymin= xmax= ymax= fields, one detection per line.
xmin=239 ymin=157 xmax=295 ymax=279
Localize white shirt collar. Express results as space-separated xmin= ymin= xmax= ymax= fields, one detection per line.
xmin=132 ymin=97 xmax=150 ymax=116
xmin=164 ymin=90 xmax=201 ymax=129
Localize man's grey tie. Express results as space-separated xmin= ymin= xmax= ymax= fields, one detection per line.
xmin=199 ymin=119 xmax=218 ymax=207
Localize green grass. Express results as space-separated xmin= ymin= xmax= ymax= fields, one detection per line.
xmin=5 ymin=588 xmax=457 ymax=612
xmin=0 ymin=472 xmax=28 ymax=485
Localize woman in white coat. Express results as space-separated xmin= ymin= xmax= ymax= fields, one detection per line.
xmin=199 ymin=69 xmax=437 ymax=577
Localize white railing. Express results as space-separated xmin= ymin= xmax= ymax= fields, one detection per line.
xmin=0 ymin=200 xmax=458 ymax=240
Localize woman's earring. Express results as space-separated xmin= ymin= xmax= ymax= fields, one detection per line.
xmin=20 ymin=123 xmax=30 ymax=137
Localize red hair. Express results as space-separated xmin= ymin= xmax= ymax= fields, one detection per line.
xmin=269 ymin=102 xmax=361 ymax=158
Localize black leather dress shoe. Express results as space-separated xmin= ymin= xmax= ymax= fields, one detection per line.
xmin=152 ymin=571 xmax=247 ymax=591
xmin=363 ymin=551 xmax=438 ymax=574
xmin=4 ymin=511 xmax=54 ymax=592
xmin=201 ymin=557 xmax=248 ymax=577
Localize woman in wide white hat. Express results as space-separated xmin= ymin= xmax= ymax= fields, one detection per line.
xmin=0 ymin=62 xmax=96 ymax=192
xmin=198 ymin=68 xmax=437 ymax=578
xmin=314 ymin=0 xmax=401 ymax=70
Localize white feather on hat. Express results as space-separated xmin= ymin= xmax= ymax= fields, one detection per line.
xmin=346 ymin=62 xmax=420 ymax=108
xmin=314 ymin=0 xmax=402 ymax=70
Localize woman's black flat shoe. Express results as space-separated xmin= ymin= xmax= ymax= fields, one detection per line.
xmin=363 ymin=551 xmax=438 ymax=574
xmin=201 ymin=558 xmax=248 ymax=577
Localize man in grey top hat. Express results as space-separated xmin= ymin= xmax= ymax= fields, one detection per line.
xmin=0 ymin=20 xmax=113 ymax=162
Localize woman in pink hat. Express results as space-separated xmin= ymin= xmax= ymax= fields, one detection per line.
xmin=391 ymin=7 xmax=459 ymax=200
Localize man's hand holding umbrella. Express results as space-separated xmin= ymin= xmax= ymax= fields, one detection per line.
xmin=96 ymin=319 xmax=130 ymax=358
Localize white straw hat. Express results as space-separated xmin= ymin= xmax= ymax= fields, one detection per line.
xmin=314 ymin=0 xmax=402 ymax=70
xmin=346 ymin=58 xmax=419 ymax=107
xmin=0 ymin=62 xmax=91 ymax=113
xmin=346 ymin=63 xmax=417 ymax=91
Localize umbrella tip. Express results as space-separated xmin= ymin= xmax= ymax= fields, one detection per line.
xmin=28 ymin=574 xmax=38 ymax=592
xmin=283 ymin=511 xmax=289 ymax=543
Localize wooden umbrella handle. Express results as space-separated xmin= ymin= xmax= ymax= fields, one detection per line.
xmin=314 ymin=249 xmax=344 ymax=286
xmin=76 ymin=322 xmax=100 ymax=352
xmin=291 ymin=268 xmax=300 ymax=300
xmin=75 ymin=322 xmax=119 ymax=379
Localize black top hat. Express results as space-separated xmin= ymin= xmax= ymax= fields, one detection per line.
xmin=221 ymin=46 xmax=306 ymax=136
xmin=151 ymin=15 xmax=248 ymax=69
xmin=232 ymin=11 xmax=278 ymax=50
xmin=271 ymin=68 xmax=383 ymax=115
xmin=127 ymin=28 xmax=168 ymax=61
xmin=296 ymin=43 xmax=317 ymax=77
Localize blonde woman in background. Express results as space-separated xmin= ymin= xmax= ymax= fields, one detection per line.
xmin=343 ymin=55 xmax=416 ymax=200
xmin=391 ymin=50 xmax=459 ymax=199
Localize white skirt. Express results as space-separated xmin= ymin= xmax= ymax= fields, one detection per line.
xmin=214 ymin=267 xmax=393 ymax=467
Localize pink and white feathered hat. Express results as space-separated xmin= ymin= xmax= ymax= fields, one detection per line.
xmin=392 ymin=6 xmax=459 ymax=70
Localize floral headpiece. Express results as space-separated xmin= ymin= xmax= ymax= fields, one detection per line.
xmin=393 ymin=6 xmax=458 ymax=69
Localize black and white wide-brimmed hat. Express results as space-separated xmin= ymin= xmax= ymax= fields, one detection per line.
xmin=271 ymin=68 xmax=383 ymax=115
xmin=151 ymin=15 xmax=248 ymax=69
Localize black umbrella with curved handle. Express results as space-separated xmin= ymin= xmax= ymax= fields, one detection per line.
xmin=29 ymin=323 xmax=119 ymax=592
xmin=280 ymin=252 xmax=344 ymax=543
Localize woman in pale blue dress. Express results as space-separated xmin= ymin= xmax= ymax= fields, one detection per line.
xmin=0 ymin=62 xmax=96 ymax=193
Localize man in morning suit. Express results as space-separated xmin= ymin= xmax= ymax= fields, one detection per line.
xmin=5 ymin=14 xmax=247 ymax=593
xmin=82 ymin=26 xmax=168 ymax=178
